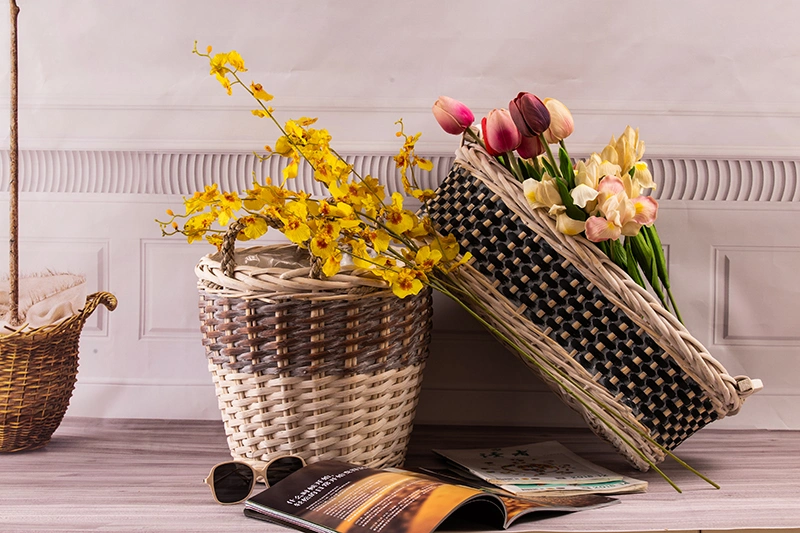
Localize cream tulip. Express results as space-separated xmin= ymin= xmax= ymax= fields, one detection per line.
xmin=543 ymin=98 xmax=574 ymax=143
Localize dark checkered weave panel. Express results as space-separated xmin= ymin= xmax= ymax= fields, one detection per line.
xmin=428 ymin=165 xmax=718 ymax=450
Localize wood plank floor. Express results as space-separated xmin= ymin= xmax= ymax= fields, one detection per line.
xmin=0 ymin=418 xmax=798 ymax=532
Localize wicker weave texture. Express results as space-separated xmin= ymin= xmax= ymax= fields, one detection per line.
xmin=425 ymin=142 xmax=761 ymax=470
xmin=0 ymin=292 xmax=117 ymax=452
xmin=197 ymin=245 xmax=432 ymax=469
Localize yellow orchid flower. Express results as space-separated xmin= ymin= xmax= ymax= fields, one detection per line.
xmin=310 ymin=232 xmax=337 ymax=259
xmin=348 ymin=239 xmax=373 ymax=269
xmin=239 ymin=216 xmax=269 ymax=241
xmin=430 ymin=233 xmax=460 ymax=262
xmin=250 ymin=82 xmax=273 ymax=101
xmin=205 ymin=233 xmax=224 ymax=249
xmin=283 ymin=215 xmax=311 ymax=244
xmin=322 ymin=250 xmax=342 ymax=278
xmin=362 ymin=229 xmax=390 ymax=253
xmin=226 ymin=50 xmax=247 ymax=72
xmin=383 ymin=192 xmax=414 ymax=235
xmin=415 ymin=246 xmax=442 ymax=272
xmin=209 ymin=53 xmax=229 ymax=77
xmin=389 ymin=268 xmax=424 ymax=299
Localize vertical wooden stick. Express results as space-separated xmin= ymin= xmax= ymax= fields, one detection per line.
xmin=8 ymin=0 xmax=19 ymax=326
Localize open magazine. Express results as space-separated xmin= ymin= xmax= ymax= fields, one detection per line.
xmin=433 ymin=441 xmax=647 ymax=495
xmin=243 ymin=460 xmax=617 ymax=533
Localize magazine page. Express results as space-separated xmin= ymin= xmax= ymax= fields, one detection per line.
xmin=415 ymin=468 xmax=619 ymax=526
xmin=244 ymin=460 xmax=503 ymax=533
xmin=434 ymin=441 xmax=623 ymax=485
xmin=497 ymin=493 xmax=619 ymax=526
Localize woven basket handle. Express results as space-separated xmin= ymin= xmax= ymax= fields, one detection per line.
xmin=220 ymin=218 xmax=248 ymax=278
xmin=79 ymin=292 xmax=118 ymax=320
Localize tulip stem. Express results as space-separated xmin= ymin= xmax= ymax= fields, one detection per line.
xmin=506 ymin=152 xmax=523 ymax=182
xmin=540 ymin=134 xmax=561 ymax=180
xmin=464 ymin=127 xmax=485 ymax=149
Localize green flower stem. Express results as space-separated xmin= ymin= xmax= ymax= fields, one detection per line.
xmin=223 ymin=64 xmax=392 ymax=211
xmin=539 ymin=134 xmax=562 ymax=179
xmin=667 ymin=286 xmax=684 ymax=324
xmin=464 ymin=127 xmax=485 ymax=149
xmin=506 ymin=152 xmax=524 ymax=182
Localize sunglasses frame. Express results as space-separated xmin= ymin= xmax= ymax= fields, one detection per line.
xmin=204 ymin=455 xmax=307 ymax=505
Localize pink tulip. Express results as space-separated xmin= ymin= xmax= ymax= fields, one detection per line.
xmin=543 ymin=98 xmax=574 ymax=143
xmin=509 ymin=92 xmax=551 ymax=137
xmin=432 ymin=96 xmax=475 ymax=135
xmin=481 ymin=109 xmax=521 ymax=156
xmin=517 ymin=134 xmax=545 ymax=159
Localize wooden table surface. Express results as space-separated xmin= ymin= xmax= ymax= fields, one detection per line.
xmin=0 ymin=418 xmax=798 ymax=532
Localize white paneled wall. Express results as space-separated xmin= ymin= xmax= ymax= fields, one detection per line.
xmin=0 ymin=1 xmax=797 ymax=428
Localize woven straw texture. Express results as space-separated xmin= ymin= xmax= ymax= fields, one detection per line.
xmin=426 ymin=140 xmax=761 ymax=471
xmin=0 ymin=292 xmax=117 ymax=452
xmin=196 ymin=243 xmax=432 ymax=469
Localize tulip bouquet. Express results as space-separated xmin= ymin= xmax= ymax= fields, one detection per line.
xmin=433 ymin=94 xmax=682 ymax=321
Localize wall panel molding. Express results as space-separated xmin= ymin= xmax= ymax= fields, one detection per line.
xmin=714 ymin=245 xmax=800 ymax=346
xmin=0 ymin=150 xmax=798 ymax=202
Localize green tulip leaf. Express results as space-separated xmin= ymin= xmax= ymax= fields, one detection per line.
xmin=553 ymin=177 xmax=587 ymax=221
xmin=624 ymin=237 xmax=647 ymax=289
xmin=558 ymin=145 xmax=575 ymax=189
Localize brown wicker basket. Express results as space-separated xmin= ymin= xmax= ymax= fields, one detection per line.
xmin=0 ymin=292 xmax=118 ymax=452
xmin=196 ymin=239 xmax=432 ymax=470
xmin=0 ymin=5 xmax=118 ymax=453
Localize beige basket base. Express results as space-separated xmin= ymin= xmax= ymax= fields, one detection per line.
xmin=211 ymin=361 xmax=426 ymax=469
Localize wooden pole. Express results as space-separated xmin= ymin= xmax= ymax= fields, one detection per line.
xmin=9 ymin=0 xmax=19 ymax=326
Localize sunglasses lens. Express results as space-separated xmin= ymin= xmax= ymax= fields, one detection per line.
xmin=266 ymin=456 xmax=305 ymax=487
xmin=213 ymin=462 xmax=255 ymax=504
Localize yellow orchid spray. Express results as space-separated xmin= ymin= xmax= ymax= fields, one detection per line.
xmin=157 ymin=43 xmax=468 ymax=301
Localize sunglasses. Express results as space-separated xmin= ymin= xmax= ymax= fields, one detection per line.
xmin=204 ymin=456 xmax=307 ymax=504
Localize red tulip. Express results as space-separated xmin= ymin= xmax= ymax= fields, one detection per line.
xmin=481 ymin=108 xmax=521 ymax=156
xmin=509 ymin=92 xmax=551 ymax=137
xmin=517 ymin=134 xmax=545 ymax=159
xmin=432 ymin=96 xmax=475 ymax=135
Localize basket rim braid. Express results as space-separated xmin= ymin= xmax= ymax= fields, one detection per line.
xmin=196 ymin=240 xmax=432 ymax=469
xmin=427 ymin=138 xmax=761 ymax=470
xmin=0 ymin=292 xmax=118 ymax=452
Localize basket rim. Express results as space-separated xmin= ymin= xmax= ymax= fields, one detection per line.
xmin=196 ymin=243 xmax=394 ymax=301
xmin=0 ymin=291 xmax=116 ymax=341
xmin=451 ymin=138 xmax=761 ymax=416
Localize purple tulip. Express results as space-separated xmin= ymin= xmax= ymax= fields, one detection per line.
xmin=432 ymin=96 xmax=475 ymax=135
xmin=509 ymin=92 xmax=551 ymax=137
xmin=481 ymin=108 xmax=521 ymax=156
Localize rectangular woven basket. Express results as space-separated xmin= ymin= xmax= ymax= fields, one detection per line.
xmin=196 ymin=243 xmax=432 ymax=469
xmin=425 ymin=140 xmax=762 ymax=471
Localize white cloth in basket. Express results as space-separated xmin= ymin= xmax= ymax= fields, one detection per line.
xmin=0 ymin=272 xmax=86 ymax=332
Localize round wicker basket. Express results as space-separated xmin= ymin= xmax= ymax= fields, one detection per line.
xmin=0 ymin=292 xmax=118 ymax=452
xmin=196 ymin=242 xmax=432 ymax=469
xmin=425 ymin=139 xmax=762 ymax=471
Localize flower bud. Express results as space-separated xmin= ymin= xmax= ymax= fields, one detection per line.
xmin=517 ymin=134 xmax=545 ymax=159
xmin=432 ymin=96 xmax=475 ymax=135
xmin=543 ymin=98 xmax=574 ymax=143
xmin=509 ymin=92 xmax=551 ymax=137
xmin=481 ymin=108 xmax=521 ymax=156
